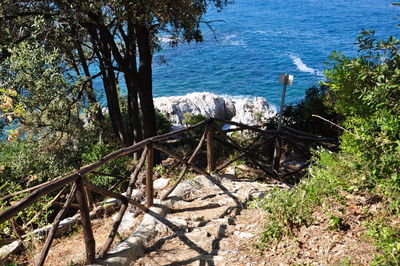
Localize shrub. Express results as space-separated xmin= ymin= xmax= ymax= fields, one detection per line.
xmin=183 ymin=113 xmax=207 ymax=126
xmin=155 ymin=108 xmax=172 ymax=135
xmin=282 ymin=85 xmax=341 ymax=138
xmin=257 ymin=31 xmax=400 ymax=264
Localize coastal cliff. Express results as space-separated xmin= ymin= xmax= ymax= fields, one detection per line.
xmin=154 ymin=92 xmax=276 ymax=126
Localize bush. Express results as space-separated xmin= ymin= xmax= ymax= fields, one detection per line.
xmin=155 ymin=108 xmax=172 ymax=135
xmin=254 ymin=149 xmax=358 ymax=244
xmin=183 ymin=113 xmax=207 ymax=126
xmin=282 ymin=85 xmax=341 ymax=138
xmin=0 ymin=140 xmax=83 ymax=240
xmin=81 ymin=142 xmax=132 ymax=190
xmin=256 ymin=31 xmax=400 ymax=264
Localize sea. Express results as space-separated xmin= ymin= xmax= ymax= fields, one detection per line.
xmin=150 ymin=0 xmax=400 ymax=106
xmin=92 ymin=0 xmax=400 ymax=108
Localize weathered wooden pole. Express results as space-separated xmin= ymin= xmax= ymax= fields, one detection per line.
xmin=161 ymin=125 xmax=209 ymax=200
xmin=98 ymin=147 xmax=148 ymax=258
xmin=146 ymin=145 xmax=154 ymax=208
xmin=75 ymin=178 xmax=96 ymax=264
xmin=277 ymin=74 xmax=290 ymax=129
xmin=35 ymin=185 xmax=77 ymax=266
xmin=84 ymin=187 xmax=93 ymax=210
xmin=207 ymin=120 xmax=215 ymax=172
xmin=273 ymin=74 xmax=293 ymax=172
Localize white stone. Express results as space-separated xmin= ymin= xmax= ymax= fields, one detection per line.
xmin=154 ymin=92 xmax=276 ymax=126
xmin=231 ymin=96 xmax=276 ymax=125
xmin=0 ymin=240 xmax=22 ymax=259
xmin=113 ymin=211 xmax=136 ymax=233
xmin=153 ymin=178 xmax=170 ymax=190
xmin=233 ymin=231 xmax=255 ymax=238
xmin=121 ymin=189 xmax=142 ymax=199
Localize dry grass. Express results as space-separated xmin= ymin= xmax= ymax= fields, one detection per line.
xmin=7 ymin=212 xmax=144 ymax=265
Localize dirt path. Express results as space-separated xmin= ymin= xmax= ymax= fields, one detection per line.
xmin=134 ymin=172 xmax=376 ymax=266
xmin=7 ymin=170 xmax=374 ymax=265
xmin=135 ymin=174 xmax=288 ymax=265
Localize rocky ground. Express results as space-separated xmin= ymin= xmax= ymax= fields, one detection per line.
xmin=4 ymin=166 xmax=376 ymax=265
xmin=135 ymin=174 xmax=286 ymax=266
xmin=153 ymin=92 xmax=276 ymax=126
xmin=134 ymin=170 xmax=376 ymax=266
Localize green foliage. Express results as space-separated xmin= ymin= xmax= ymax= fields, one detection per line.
xmin=0 ymin=133 xmax=133 ymax=240
xmin=82 ymin=142 xmax=131 ymax=190
xmin=0 ymin=37 xmax=89 ymax=152
xmin=0 ymin=38 xmax=90 ymax=236
xmin=155 ymin=109 xmax=172 ymax=135
xmin=327 ymin=215 xmax=342 ymax=231
xmin=0 ymin=141 xmax=79 ymax=191
xmin=324 ymin=30 xmax=400 ymax=193
xmin=258 ymin=31 xmax=400 ymax=264
xmin=282 ymin=85 xmax=341 ymax=138
xmin=183 ymin=113 xmax=207 ymax=126
xmin=254 ymin=149 xmax=353 ymax=244
xmin=364 ymin=219 xmax=400 ymax=265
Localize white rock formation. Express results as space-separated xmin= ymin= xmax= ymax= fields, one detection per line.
xmin=231 ymin=96 xmax=276 ymax=125
xmin=154 ymin=92 xmax=276 ymax=126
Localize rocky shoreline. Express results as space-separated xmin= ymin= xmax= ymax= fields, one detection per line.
xmin=154 ymin=92 xmax=276 ymax=126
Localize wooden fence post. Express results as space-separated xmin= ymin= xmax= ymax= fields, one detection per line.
xmin=272 ymin=136 xmax=282 ymax=172
xmin=207 ymin=121 xmax=215 ymax=172
xmin=146 ymin=145 xmax=154 ymax=208
xmin=75 ymin=178 xmax=96 ymax=264
xmin=35 ymin=185 xmax=77 ymax=266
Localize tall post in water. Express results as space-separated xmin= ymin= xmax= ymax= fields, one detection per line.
xmin=273 ymin=74 xmax=293 ymax=172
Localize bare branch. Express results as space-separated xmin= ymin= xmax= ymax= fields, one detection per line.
xmin=200 ymin=20 xmax=226 ymax=43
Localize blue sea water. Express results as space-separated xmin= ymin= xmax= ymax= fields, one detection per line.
xmin=149 ymin=0 xmax=400 ymax=106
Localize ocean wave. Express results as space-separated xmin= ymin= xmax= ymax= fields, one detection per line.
xmin=254 ymin=30 xmax=268 ymax=34
xmin=229 ymin=40 xmax=246 ymax=46
xmin=224 ymin=33 xmax=238 ymax=40
xmin=222 ymin=33 xmax=246 ymax=46
xmin=158 ymin=36 xmax=181 ymax=44
xmin=158 ymin=36 xmax=171 ymax=43
xmin=289 ymin=54 xmax=324 ymax=76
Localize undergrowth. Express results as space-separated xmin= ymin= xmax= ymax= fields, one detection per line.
xmin=254 ymin=148 xmax=399 ymax=263
xmin=253 ymin=31 xmax=400 ymax=264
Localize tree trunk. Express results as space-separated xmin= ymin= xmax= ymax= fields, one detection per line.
xmin=136 ymin=24 xmax=160 ymax=164
xmin=125 ymin=73 xmax=142 ymax=145
xmin=94 ymin=29 xmax=129 ymax=146
xmin=124 ymin=21 xmax=143 ymax=147
xmin=135 ymin=25 xmax=157 ymax=140
xmin=75 ymin=39 xmax=105 ymax=126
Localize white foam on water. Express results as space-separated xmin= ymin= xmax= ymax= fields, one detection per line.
xmin=224 ymin=33 xmax=238 ymax=40
xmin=158 ymin=36 xmax=171 ymax=43
xmin=158 ymin=35 xmax=180 ymax=44
xmin=222 ymin=33 xmax=246 ymax=46
xmin=289 ymin=54 xmax=324 ymax=76
xmin=254 ymin=30 xmax=268 ymax=34
xmin=229 ymin=40 xmax=246 ymax=46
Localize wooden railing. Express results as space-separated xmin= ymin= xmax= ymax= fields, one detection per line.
xmin=0 ymin=118 xmax=336 ymax=265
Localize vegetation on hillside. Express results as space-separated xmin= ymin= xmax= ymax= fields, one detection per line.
xmin=0 ymin=0 xmax=226 ymax=243
xmin=0 ymin=0 xmax=229 ymax=146
xmin=255 ymin=31 xmax=400 ymax=264
xmin=0 ymin=2 xmax=399 ymax=263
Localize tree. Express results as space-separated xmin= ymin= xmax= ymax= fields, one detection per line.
xmin=1 ymin=0 xmax=229 ymax=147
